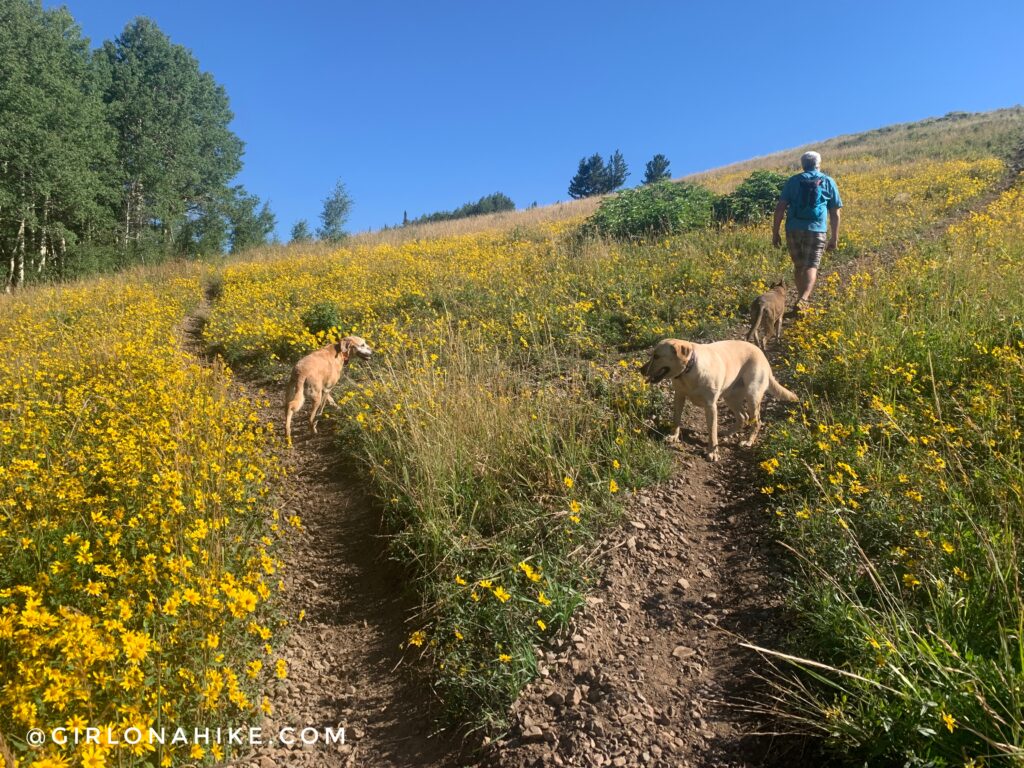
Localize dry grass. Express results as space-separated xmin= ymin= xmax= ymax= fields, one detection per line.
xmin=349 ymin=197 xmax=602 ymax=246
xmin=222 ymin=199 xmax=601 ymax=264
xmin=689 ymin=106 xmax=1024 ymax=193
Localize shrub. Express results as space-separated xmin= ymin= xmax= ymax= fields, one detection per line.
xmin=714 ymin=169 xmax=788 ymax=223
xmin=587 ymin=181 xmax=715 ymax=239
xmin=301 ymin=301 xmax=344 ymax=336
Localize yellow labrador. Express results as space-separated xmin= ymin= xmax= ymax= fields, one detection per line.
xmin=284 ymin=335 xmax=373 ymax=443
xmin=641 ymin=338 xmax=798 ymax=461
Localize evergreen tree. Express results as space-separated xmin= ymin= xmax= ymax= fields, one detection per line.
xmin=290 ymin=219 xmax=313 ymax=242
xmin=97 ymin=18 xmax=243 ymax=258
xmin=568 ymin=154 xmax=607 ymax=199
xmin=410 ymin=193 xmax=515 ymax=224
xmin=643 ymin=154 xmax=671 ymax=184
xmin=318 ymin=180 xmax=352 ymax=242
xmin=604 ymin=150 xmax=629 ymax=192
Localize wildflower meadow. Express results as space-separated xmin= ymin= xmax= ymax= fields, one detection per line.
xmin=1 ymin=110 xmax=1022 ymax=766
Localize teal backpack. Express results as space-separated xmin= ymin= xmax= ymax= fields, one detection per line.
xmin=792 ymin=174 xmax=826 ymax=222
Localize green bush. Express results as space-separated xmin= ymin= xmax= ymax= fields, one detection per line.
xmin=587 ymin=181 xmax=715 ymax=240
xmin=715 ymin=169 xmax=788 ymax=223
xmin=301 ymin=300 xmax=344 ymax=336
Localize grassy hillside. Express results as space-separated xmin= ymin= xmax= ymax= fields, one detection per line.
xmin=1 ymin=107 xmax=1021 ymax=766
xmin=692 ymin=106 xmax=1024 ymax=193
xmin=202 ymin=110 xmax=1014 ymax=745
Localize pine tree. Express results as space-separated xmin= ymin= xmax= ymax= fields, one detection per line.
xmin=568 ymin=154 xmax=607 ymax=199
xmin=603 ymin=150 xmax=629 ymax=192
xmin=643 ymin=154 xmax=671 ymax=184
xmin=318 ymin=180 xmax=352 ymax=242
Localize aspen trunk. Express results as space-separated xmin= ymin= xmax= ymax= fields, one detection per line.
xmin=13 ymin=219 xmax=25 ymax=289
xmin=38 ymin=198 xmax=49 ymax=274
xmin=124 ymin=181 xmax=133 ymax=248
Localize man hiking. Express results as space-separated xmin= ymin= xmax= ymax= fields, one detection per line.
xmin=772 ymin=150 xmax=842 ymax=314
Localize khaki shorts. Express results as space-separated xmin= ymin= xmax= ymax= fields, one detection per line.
xmin=786 ymin=230 xmax=827 ymax=269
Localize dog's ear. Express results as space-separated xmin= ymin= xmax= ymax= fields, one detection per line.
xmin=669 ymin=340 xmax=689 ymax=365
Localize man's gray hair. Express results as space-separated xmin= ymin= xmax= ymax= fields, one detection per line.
xmin=801 ymin=151 xmax=821 ymax=171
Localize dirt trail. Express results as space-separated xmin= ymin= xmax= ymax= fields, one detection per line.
xmin=486 ymin=413 xmax=792 ymax=768
xmin=181 ymin=299 xmax=465 ymax=768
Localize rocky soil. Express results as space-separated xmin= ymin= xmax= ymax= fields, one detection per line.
xmin=486 ymin=416 xmax=796 ymax=768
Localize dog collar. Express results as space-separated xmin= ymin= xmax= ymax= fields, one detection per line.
xmin=674 ymin=349 xmax=696 ymax=378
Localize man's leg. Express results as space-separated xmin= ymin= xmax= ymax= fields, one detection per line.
xmin=792 ymin=260 xmax=806 ymax=297
xmin=786 ymin=231 xmax=806 ymax=309
xmin=798 ymin=233 xmax=826 ymax=303
xmin=798 ymin=266 xmax=817 ymax=302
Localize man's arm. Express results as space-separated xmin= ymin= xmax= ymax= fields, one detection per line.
xmin=827 ymin=207 xmax=841 ymax=251
xmin=772 ymin=200 xmax=787 ymax=248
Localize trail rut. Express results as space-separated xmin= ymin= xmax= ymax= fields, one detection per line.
xmin=182 ymin=299 xmax=465 ymax=768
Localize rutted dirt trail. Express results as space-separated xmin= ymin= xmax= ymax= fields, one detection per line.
xmin=183 ymin=300 xmax=464 ymax=768
xmin=487 ymin=419 xmax=790 ymax=768
xmin=178 ymin=294 xmax=817 ymax=768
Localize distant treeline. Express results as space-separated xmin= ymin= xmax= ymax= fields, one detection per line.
xmin=407 ymin=192 xmax=515 ymax=225
xmin=1 ymin=0 xmax=274 ymax=290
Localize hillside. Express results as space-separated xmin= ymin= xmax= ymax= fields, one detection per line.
xmin=691 ymin=106 xmax=1024 ymax=191
xmin=336 ymin=107 xmax=1024 ymax=247
xmin=2 ymin=108 xmax=1023 ymax=768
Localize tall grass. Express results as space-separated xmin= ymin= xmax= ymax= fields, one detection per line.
xmin=338 ymin=331 xmax=669 ymax=725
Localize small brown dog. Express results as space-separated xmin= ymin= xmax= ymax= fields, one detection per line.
xmin=284 ymin=335 xmax=373 ymax=443
xmin=745 ymin=281 xmax=787 ymax=349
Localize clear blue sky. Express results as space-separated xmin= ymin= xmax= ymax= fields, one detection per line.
xmin=46 ymin=0 xmax=1024 ymax=239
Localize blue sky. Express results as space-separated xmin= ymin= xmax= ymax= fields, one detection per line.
xmin=47 ymin=0 xmax=1024 ymax=239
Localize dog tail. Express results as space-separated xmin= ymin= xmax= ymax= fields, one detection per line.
xmin=746 ymin=301 xmax=765 ymax=343
xmin=768 ymin=374 xmax=799 ymax=403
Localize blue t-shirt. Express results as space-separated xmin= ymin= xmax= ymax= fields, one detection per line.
xmin=779 ymin=170 xmax=842 ymax=233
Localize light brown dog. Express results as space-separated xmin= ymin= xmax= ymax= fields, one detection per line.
xmin=640 ymin=338 xmax=799 ymax=461
xmin=745 ymin=281 xmax=787 ymax=349
xmin=284 ymin=335 xmax=373 ymax=443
